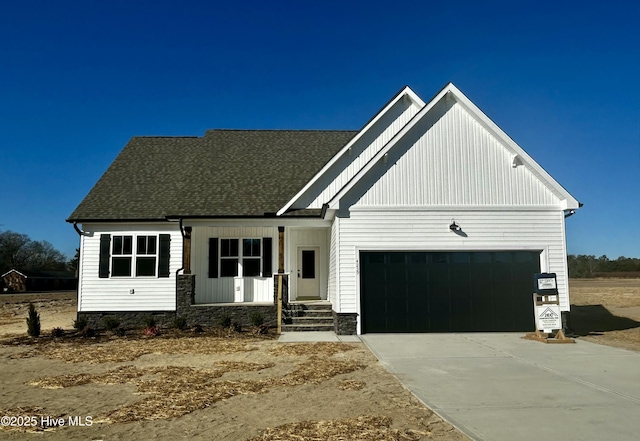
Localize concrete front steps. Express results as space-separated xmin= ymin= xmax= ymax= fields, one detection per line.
xmin=282 ymin=301 xmax=334 ymax=332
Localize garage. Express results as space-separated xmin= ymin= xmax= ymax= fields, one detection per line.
xmin=360 ymin=251 xmax=541 ymax=333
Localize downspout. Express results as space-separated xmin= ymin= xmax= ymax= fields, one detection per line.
xmin=72 ymin=221 xmax=84 ymax=236
xmin=175 ymin=217 xmax=185 ymax=277
xmin=71 ymin=222 xmax=83 ymax=312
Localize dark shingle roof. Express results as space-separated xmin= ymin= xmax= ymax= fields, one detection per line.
xmin=67 ymin=130 xmax=356 ymax=221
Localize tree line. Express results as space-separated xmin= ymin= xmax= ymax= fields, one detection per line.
xmin=0 ymin=230 xmax=75 ymax=276
xmin=567 ymin=254 xmax=640 ymax=278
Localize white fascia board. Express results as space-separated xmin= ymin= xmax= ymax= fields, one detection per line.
xmin=1 ymin=269 xmax=26 ymax=278
xmin=329 ymin=83 xmax=580 ymax=210
xmin=350 ymin=205 xmax=566 ymax=212
xmin=276 ymin=86 xmax=425 ymax=216
xmin=327 ymin=84 xmax=453 ymax=207
xmin=186 ymin=218 xmax=332 ymax=228
xmin=447 ymin=84 xmax=581 ymax=210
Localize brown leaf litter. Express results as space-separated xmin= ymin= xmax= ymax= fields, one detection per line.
xmin=9 ymin=334 xmax=266 ymax=363
xmin=247 ymin=415 xmax=428 ymax=441
xmin=27 ymin=356 xmax=366 ymax=424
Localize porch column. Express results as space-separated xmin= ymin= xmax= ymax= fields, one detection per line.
xmin=278 ymin=226 xmax=285 ymax=273
xmin=183 ymin=226 xmax=192 ymax=274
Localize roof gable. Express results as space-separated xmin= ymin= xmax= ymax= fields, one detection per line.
xmin=276 ymin=86 xmax=425 ymax=215
xmin=322 ymin=83 xmax=580 ymax=211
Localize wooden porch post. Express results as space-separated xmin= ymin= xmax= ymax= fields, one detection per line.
xmin=277 ymin=226 xmax=285 ymax=334
xmin=278 ymin=226 xmax=285 ymax=274
xmin=183 ymin=226 xmax=192 ymax=274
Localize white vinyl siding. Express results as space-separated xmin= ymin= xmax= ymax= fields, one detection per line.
xmin=78 ymin=224 xmax=181 ymax=312
xmin=334 ymin=209 xmax=570 ymax=314
xmin=191 ymin=226 xmax=276 ymax=303
xmin=328 ymin=218 xmax=339 ymax=305
xmin=354 ymin=102 xmax=562 ymax=207
xmin=293 ymin=99 xmax=421 ymax=210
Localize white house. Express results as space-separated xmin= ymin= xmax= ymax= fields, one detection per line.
xmin=68 ymin=83 xmax=580 ymax=334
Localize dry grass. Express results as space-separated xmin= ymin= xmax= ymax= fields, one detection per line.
xmin=26 ymin=354 xmax=366 ymax=424
xmin=570 ymin=278 xmax=640 ymax=308
xmin=247 ymin=415 xmax=428 ymax=441
xmin=338 ymin=379 xmax=366 ymax=391
xmin=569 ymin=278 xmax=640 ymax=351
xmin=270 ymin=341 xmax=357 ymax=357
xmin=0 ymin=406 xmax=62 ymax=433
xmin=8 ymin=333 xmax=269 ymax=363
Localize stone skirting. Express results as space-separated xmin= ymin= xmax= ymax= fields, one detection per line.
xmin=77 ymin=311 xmax=176 ymax=329
xmin=333 ymin=311 xmax=358 ymax=335
xmin=76 ymin=274 xmax=277 ymax=330
xmin=176 ymin=274 xmax=277 ymax=328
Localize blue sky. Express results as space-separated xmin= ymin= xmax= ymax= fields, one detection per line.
xmin=1 ymin=0 xmax=638 ymax=259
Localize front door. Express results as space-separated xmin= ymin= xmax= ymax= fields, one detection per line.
xmin=297 ymin=247 xmax=320 ymax=298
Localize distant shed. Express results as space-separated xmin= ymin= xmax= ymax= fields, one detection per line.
xmin=1 ymin=269 xmax=77 ymax=292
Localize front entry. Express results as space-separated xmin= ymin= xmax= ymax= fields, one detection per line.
xmin=297 ymin=247 xmax=320 ymax=299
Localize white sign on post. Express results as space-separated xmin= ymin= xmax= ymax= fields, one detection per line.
xmin=535 ymin=304 xmax=562 ymax=333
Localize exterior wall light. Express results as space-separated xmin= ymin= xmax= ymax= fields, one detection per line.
xmin=449 ymin=220 xmax=461 ymax=232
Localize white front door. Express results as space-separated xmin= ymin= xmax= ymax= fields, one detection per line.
xmin=297 ymin=247 xmax=320 ymax=298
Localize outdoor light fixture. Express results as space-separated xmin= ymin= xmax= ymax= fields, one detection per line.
xmin=449 ymin=219 xmax=461 ymax=232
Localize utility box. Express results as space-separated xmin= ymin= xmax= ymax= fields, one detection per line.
xmin=533 ymin=272 xmax=558 ymax=295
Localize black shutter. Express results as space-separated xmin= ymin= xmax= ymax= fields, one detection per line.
xmin=158 ymin=234 xmax=171 ymax=277
xmin=262 ymin=237 xmax=273 ymax=277
xmin=99 ymin=234 xmax=111 ymax=278
xmin=208 ymin=238 xmax=218 ymax=278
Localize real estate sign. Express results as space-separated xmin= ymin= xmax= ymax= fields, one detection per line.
xmin=535 ymin=304 xmax=562 ymax=333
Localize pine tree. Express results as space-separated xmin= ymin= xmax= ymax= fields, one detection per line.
xmin=26 ymin=303 xmax=41 ymax=337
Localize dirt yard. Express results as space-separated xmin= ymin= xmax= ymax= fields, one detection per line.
xmin=1 ymin=279 xmax=638 ymax=441
xmin=0 ymin=292 xmax=467 ymax=441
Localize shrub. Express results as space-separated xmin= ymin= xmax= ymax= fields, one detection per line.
xmin=26 ymin=303 xmax=41 ymax=337
xmin=173 ymin=316 xmax=187 ymax=330
xmin=80 ymin=326 xmax=95 ymax=338
xmin=114 ymin=327 xmax=126 ymax=337
xmin=143 ymin=316 xmax=157 ymax=328
xmin=103 ymin=316 xmax=120 ymax=331
xmin=250 ymin=312 xmax=265 ymax=327
xmin=51 ymin=327 xmax=65 ymax=338
xmin=144 ymin=326 xmax=159 ymax=337
xmin=73 ymin=316 xmax=88 ymax=330
xmin=192 ymin=324 xmax=204 ymax=333
xmin=218 ymin=315 xmax=232 ymax=328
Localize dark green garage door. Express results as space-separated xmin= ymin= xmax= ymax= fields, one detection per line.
xmin=360 ymin=251 xmax=540 ymax=333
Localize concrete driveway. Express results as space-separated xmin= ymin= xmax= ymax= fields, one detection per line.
xmin=361 ymin=333 xmax=640 ymax=441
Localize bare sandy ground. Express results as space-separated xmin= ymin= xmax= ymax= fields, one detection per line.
xmin=0 ymin=291 xmax=466 ymax=441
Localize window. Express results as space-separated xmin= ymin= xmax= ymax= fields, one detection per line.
xmin=112 ymin=235 xmax=133 ymax=277
xmin=220 ymin=239 xmax=239 ymax=277
xmin=243 ymin=239 xmax=261 ymax=277
xmin=99 ymin=234 xmax=170 ymax=278
xmin=136 ymin=235 xmax=157 ymax=276
xmin=209 ymin=237 xmax=272 ymax=278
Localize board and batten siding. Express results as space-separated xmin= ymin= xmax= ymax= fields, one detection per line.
xmin=355 ymin=102 xmax=562 ymax=207
xmin=191 ymin=226 xmax=277 ymax=303
xmin=296 ymin=98 xmax=422 ymax=210
xmin=78 ymin=224 xmax=182 ymax=312
xmin=335 ymin=209 xmax=570 ymax=314
xmin=327 ymin=218 xmax=339 ymax=305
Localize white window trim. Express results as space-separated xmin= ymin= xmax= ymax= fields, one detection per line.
xmin=219 ymin=238 xmax=264 ymax=278
xmin=111 ymin=234 xmax=158 ymax=278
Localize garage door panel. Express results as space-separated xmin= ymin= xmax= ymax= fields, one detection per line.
xmin=361 ymin=251 xmax=540 ymax=333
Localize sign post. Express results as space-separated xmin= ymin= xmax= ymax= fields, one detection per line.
xmin=525 ymin=273 xmax=574 ymax=344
